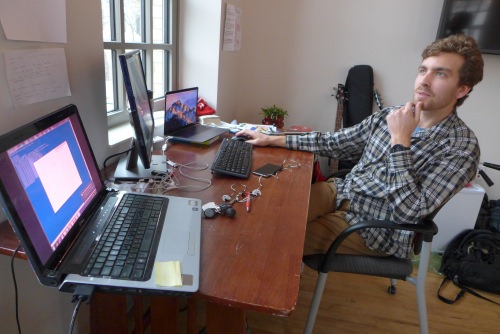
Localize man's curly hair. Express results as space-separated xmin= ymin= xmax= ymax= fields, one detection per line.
xmin=422 ymin=34 xmax=484 ymax=107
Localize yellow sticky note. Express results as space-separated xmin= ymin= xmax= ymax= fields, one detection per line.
xmin=155 ymin=261 xmax=183 ymax=287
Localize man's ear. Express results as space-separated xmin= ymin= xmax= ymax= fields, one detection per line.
xmin=457 ymin=85 xmax=471 ymax=100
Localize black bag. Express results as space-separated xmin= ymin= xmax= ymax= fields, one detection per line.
xmin=437 ymin=229 xmax=500 ymax=305
xmin=475 ymin=194 xmax=500 ymax=232
xmin=489 ymin=199 xmax=500 ymax=232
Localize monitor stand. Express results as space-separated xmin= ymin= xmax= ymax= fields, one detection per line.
xmin=113 ymin=144 xmax=170 ymax=181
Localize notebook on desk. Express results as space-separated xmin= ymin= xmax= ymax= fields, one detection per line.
xmin=0 ymin=104 xmax=201 ymax=295
xmin=164 ymin=87 xmax=227 ymax=144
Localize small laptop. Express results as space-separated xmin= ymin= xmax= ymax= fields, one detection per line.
xmin=0 ymin=104 xmax=201 ymax=295
xmin=164 ymin=87 xmax=227 ymax=143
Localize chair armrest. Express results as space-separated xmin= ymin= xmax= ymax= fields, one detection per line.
xmin=322 ymin=218 xmax=438 ymax=268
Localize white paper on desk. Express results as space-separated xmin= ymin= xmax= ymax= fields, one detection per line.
xmin=237 ymin=123 xmax=277 ymax=134
xmin=0 ymin=0 xmax=67 ymax=43
xmin=4 ymin=48 xmax=72 ymax=107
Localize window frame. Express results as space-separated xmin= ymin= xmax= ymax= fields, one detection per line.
xmin=103 ymin=0 xmax=178 ymax=127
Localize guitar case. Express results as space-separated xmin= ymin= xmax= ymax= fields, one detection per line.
xmin=342 ymin=64 xmax=374 ymax=128
xmin=323 ymin=64 xmax=380 ymax=178
xmin=339 ymin=65 xmax=375 ymax=171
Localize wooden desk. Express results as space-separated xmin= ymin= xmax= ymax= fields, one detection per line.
xmin=0 ymin=137 xmax=313 ymax=333
xmin=167 ymin=140 xmax=312 ymax=333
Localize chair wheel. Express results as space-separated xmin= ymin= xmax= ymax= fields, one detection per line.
xmin=387 ymin=285 xmax=397 ymax=294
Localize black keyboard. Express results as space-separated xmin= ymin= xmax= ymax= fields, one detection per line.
xmin=211 ymin=138 xmax=253 ymax=178
xmin=82 ymin=193 xmax=167 ymax=281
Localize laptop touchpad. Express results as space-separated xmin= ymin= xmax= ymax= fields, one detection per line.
xmin=159 ymin=230 xmax=194 ymax=256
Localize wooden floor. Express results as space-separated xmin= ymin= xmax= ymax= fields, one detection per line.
xmin=184 ymin=265 xmax=500 ymax=334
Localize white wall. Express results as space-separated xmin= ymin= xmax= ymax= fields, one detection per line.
xmin=0 ymin=2 xmax=108 ymax=164
xmin=214 ymin=0 xmax=500 ymax=199
xmin=0 ymin=255 xmax=90 ymax=333
xmin=178 ymin=0 xmax=223 ymax=109
xmin=0 ymin=1 xmax=103 ymax=333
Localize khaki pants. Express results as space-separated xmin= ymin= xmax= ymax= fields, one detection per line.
xmin=304 ymin=179 xmax=386 ymax=256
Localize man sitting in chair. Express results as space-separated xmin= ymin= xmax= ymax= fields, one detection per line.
xmin=236 ymin=34 xmax=484 ymax=259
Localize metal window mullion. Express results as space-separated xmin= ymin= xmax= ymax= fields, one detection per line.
xmin=110 ymin=49 xmax=119 ymax=112
xmin=144 ymin=0 xmax=152 ymax=44
xmin=164 ymin=50 xmax=171 ymax=92
xmin=104 ymin=41 xmax=168 ymax=50
xmin=164 ymin=0 xmax=171 ymax=91
xmin=169 ymin=0 xmax=178 ymax=90
xmin=117 ymin=0 xmax=125 ymax=43
xmin=104 ymin=42 xmax=172 ymax=54
xmin=109 ymin=0 xmax=116 ymax=41
xmin=143 ymin=0 xmax=153 ymax=90
xmin=116 ymin=0 xmax=127 ymax=112
xmin=165 ymin=0 xmax=171 ymax=44
xmin=105 ymin=0 xmax=178 ymax=118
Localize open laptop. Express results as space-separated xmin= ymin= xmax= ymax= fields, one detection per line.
xmin=0 ymin=104 xmax=201 ymax=295
xmin=164 ymin=87 xmax=227 ymax=143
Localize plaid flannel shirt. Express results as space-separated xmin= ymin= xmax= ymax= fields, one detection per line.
xmin=287 ymin=106 xmax=480 ymax=258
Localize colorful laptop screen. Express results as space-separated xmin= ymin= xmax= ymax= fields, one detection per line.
xmin=0 ymin=107 xmax=102 ymax=265
xmin=164 ymin=87 xmax=198 ymax=134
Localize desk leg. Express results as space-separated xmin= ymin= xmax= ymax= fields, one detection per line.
xmin=150 ymin=296 xmax=179 ymax=334
xmin=187 ymin=297 xmax=197 ymax=334
xmin=90 ymin=292 xmax=128 ymax=334
xmin=206 ymin=302 xmax=246 ymax=333
xmin=91 ymin=292 xmax=179 ymax=334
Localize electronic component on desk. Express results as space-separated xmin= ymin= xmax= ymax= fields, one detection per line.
xmin=199 ymin=115 xmax=222 ymax=126
xmin=153 ymin=135 xmax=164 ymax=143
xmin=252 ymin=163 xmax=283 ymax=177
xmin=211 ymin=138 xmax=253 ymax=178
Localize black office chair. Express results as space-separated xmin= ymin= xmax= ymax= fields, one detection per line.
xmin=302 ymin=216 xmax=439 ymax=334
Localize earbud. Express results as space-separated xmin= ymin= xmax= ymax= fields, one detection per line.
xmin=203 ymin=208 xmax=217 ymax=219
xmin=218 ymin=204 xmax=236 ymax=218
xmin=203 ymin=203 xmax=236 ymax=219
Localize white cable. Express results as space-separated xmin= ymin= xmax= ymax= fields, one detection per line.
xmin=140 ymin=159 xmax=212 ymax=194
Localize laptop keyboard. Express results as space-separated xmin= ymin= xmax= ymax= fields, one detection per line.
xmin=82 ymin=193 xmax=167 ymax=281
xmin=211 ymin=138 xmax=253 ymax=178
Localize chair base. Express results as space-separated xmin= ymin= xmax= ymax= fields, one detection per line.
xmin=303 ymin=240 xmax=433 ymax=334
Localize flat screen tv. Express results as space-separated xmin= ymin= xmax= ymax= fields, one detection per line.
xmin=113 ymin=50 xmax=166 ymax=180
xmin=436 ymin=0 xmax=500 ymax=55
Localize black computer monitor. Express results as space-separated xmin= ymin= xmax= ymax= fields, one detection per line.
xmin=436 ymin=0 xmax=500 ymax=55
xmin=113 ymin=50 xmax=166 ymax=180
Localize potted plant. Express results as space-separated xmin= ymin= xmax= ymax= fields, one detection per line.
xmin=260 ymin=104 xmax=288 ymax=129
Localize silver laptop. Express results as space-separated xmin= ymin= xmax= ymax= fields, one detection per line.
xmin=164 ymin=87 xmax=227 ymax=143
xmin=0 ymin=104 xmax=201 ymax=295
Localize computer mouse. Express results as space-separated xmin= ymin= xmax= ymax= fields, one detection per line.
xmin=231 ymin=135 xmax=250 ymax=141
